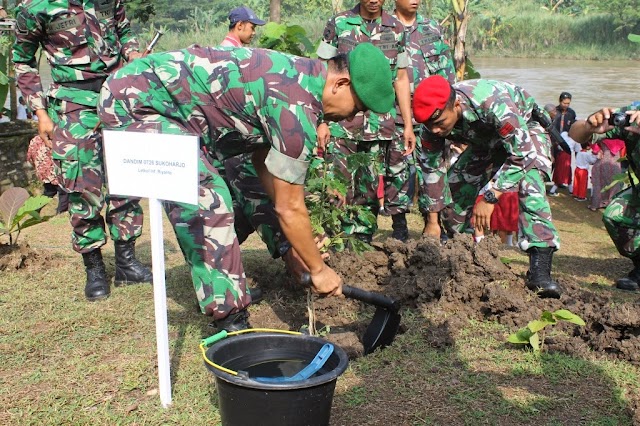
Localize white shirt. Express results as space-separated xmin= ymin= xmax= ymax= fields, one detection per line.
xmin=16 ymin=104 xmax=27 ymax=120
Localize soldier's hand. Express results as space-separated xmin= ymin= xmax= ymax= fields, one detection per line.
xmin=585 ymin=108 xmax=617 ymax=133
xmin=128 ymin=51 xmax=143 ymax=61
xmin=310 ymin=264 xmax=343 ymax=297
xmin=624 ymin=110 xmax=640 ymax=135
xmin=36 ymin=110 xmax=54 ymax=149
xmin=403 ymin=126 xmax=416 ymax=156
xmin=473 ymin=200 xmax=495 ymax=232
xmin=317 ymin=122 xmax=330 ymax=150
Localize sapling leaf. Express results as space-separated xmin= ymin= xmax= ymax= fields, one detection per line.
xmin=527 ymin=319 xmax=552 ymax=333
xmin=553 ymin=309 xmax=586 ymax=325
xmin=529 ymin=333 xmax=540 ymax=352
xmin=508 ymin=327 xmax=533 ymax=344
xmin=0 ymin=187 xmax=30 ymax=228
xmin=540 ymin=311 xmax=555 ymax=323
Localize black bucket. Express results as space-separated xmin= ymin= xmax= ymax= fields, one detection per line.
xmin=205 ymin=332 xmax=349 ymax=426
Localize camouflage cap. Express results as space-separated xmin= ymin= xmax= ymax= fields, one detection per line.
xmin=348 ymin=43 xmax=394 ymax=114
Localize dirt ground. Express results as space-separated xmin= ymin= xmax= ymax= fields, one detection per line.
xmin=4 ymin=195 xmax=640 ymax=424
xmin=5 ymin=226 xmax=640 ymax=365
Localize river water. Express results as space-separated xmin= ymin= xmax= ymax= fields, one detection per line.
xmin=473 ymin=57 xmax=638 ymax=118
xmin=20 ymin=57 xmax=639 ymax=119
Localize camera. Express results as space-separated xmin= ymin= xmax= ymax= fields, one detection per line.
xmin=608 ymin=112 xmax=631 ymax=128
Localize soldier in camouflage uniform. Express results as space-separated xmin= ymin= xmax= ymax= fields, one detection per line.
xmin=569 ymin=106 xmax=640 ymax=291
xmin=97 ymin=43 xmax=395 ymax=330
xmin=393 ymin=0 xmax=456 ymax=240
xmin=413 ymin=76 xmax=562 ymax=298
xmin=316 ymin=0 xmax=416 ymax=243
xmin=13 ymin=0 xmax=152 ymax=302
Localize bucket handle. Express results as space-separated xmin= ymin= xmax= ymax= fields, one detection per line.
xmin=200 ymin=328 xmax=302 ymax=376
xmin=252 ymin=343 xmax=334 ymax=383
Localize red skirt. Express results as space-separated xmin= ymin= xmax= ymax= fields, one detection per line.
xmin=553 ymin=151 xmax=572 ymax=186
xmin=572 ymin=168 xmax=589 ymax=199
xmin=474 ymin=192 xmax=519 ymax=232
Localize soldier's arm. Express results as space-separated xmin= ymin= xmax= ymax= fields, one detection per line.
xmin=316 ymin=16 xmax=338 ymax=60
xmin=114 ymin=0 xmax=140 ymax=61
xmin=13 ymin=6 xmax=46 ymax=113
xmin=488 ymin=97 xmax=535 ymax=192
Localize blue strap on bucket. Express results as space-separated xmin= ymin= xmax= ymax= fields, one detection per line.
xmin=253 ymin=343 xmax=334 ymax=383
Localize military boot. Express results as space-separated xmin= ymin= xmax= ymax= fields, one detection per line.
xmin=391 ymin=213 xmax=409 ymax=242
xmin=525 ymin=247 xmax=562 ymax=299
xmin=114 ymin=240 xmax=153 ymax=286
xmin=82 ymin=249 xmax=110 ymax=301
xmin=615 ymin=257 xmax=640 ymax=291
xmin=210 ymin=309 xmax=251 ymax=332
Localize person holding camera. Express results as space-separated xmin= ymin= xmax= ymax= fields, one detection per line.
xmin=569 ymin=106 xmax=640 ymax=291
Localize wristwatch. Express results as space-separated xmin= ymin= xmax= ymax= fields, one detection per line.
xmin=483 ymin=190 xmax=499 ymax=204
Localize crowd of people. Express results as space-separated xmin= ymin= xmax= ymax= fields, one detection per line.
xmin=11 ymin=0 xmax=640 ymax=332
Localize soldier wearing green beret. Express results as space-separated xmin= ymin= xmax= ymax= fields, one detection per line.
xmin=98 ymin=43 xmax=395 ymax=331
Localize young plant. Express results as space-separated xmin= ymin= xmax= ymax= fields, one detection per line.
xmin=305 ymin=152 xmax=377 ymax=254
xmin=507 ymin=309 xmax=585 ymax=353
xmin=257 ymin=22 xmax=316 ymax=58
xmin=0 ymin=187 xmax=51 ymax=246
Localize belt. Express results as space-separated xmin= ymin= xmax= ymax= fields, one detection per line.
xmin=58 ymin=77 xmax=107 ymax=93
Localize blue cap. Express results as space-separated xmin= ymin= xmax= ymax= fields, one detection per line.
xmin=229 ymin=6 xmax=266 ymax=26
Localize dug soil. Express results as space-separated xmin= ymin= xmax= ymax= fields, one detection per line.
xmin=250 ymin=234 xmax=640 ymax=364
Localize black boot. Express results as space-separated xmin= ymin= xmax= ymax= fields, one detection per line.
xmin=210 ymin=309 xmax=251 ymax=332
xmin=525 ymin=247 xmax=562 ymax=299
xmin=82 ymin=249 xmax=110 ymax=301
xmin=615 ymin=257 xmax=640 ymax=291
xmin=249 ymin=286 xmax=264 ymax=304
xmin=114 ymin=240 xmax=153 ymax=286
xmin=391 ymin=213 xmax=409 ymax=242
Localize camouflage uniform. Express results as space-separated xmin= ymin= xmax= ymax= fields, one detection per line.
xmin=13 ymin=0 xmax=143 ymax=253
xmin=419 ymin=79 xmax=560 ymax=251
xmin=600 ymin=105 xmax=640 ymax=259
xmin=215 ymin=152 xmax=289 ymax=259
xmin=97 ymin=46 xmax=326 ymax=318
xmin=317 ymin=5 xmax=409 ymax=237
xmin=396 ymin=13 xmax=456 ymax=216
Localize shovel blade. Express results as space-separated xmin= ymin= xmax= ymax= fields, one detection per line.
xmin=362 ymin=307 xmax=401 ymax=355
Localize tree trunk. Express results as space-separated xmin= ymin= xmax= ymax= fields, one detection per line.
xmin=452 ymin=0 xmax=469 ymax=81
xmin=270 ymin=0 xmax=281 ymax=23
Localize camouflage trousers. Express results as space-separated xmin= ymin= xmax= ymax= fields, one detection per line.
xmin=443 ymin=148 xmax=560 ymax=251
xmin=324 ymin=136 xmax=383 ymax=236
xmin=386 ymin=128 xmax=411 ymax=215
xmin=48 ymin=98 xmax=143 ymax=254
xmin=414 ymin=132 xmax=453 ymax=214
xmin=218 ymin=153 xmax=286 ymax=259
xmin=602 ymin=186 xmax=640 ymax=259
xmin=98 ymin=101 xmax=250 ymax=319
xmin=324 ymin=134 xmax=410 ymax=236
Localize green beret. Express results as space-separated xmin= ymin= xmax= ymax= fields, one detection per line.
xmin=348 ymin=43 xmax=394 ymax=114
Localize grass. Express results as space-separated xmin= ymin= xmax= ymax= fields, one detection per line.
xmin=1 ymin=190 xmax=639 ymax=424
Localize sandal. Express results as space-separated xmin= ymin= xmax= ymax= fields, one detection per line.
xmin=587 ymin=206 xmax=598 ymax=212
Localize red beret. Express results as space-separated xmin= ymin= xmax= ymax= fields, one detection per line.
xmin=413 ymin=75 xmax=452 ymax=123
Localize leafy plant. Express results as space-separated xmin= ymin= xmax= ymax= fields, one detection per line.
xmin=0 ymin=187 xmax=51 ymax=246
xmin=305 ymin=152 xmax=376 ymax=254
xmin=507 ymin=309 xmax=585 ymax=353
xmin=257 ymin=22 xmax=316 ymax=57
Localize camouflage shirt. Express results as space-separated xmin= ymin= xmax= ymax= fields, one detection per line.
xmin=13 ymin=0 xmax=139 ymax=112
xmin=394 ymin=12 xmax=455 ymax=126
xmin=420 ymin=79 xmax=553 ymax=195
xmin=99 ymin=46 xmax=326 ymax=185
xmin=317 ymin=4 xmax=408 ymax=141
xmin=602 ymin=105 xmax=640 ymax=175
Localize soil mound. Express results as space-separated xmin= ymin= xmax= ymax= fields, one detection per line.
xmin=311 ymin=234 xmax=640 ymax=363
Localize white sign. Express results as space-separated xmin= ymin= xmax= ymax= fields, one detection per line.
xmin=103 ymin=129 xmax=201 ymax=408
xmin=103 ymin=130 xmax=199 ymax=205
